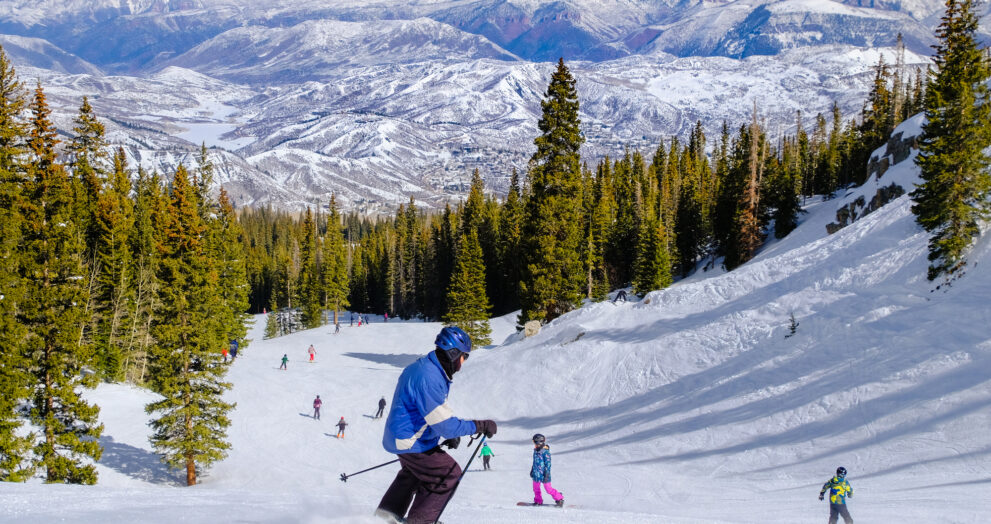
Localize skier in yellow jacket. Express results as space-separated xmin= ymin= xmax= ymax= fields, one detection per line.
xmin=819 ymin=466 xmax=853 ymax=524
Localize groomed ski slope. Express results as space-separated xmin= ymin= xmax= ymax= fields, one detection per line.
xmin=2 ymin=126 xmax=990 ymax=522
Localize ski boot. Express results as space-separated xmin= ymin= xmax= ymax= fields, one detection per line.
xmin=555 ymin=497 xmax=565 ymax=508
xmin=373 ymin=508 xmax=406 ymax=523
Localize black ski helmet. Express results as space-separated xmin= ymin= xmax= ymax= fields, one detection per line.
xmin=532 ymin=433 xmax=545 ymax=446
xmin=836 ymin=466 xmax=847 ymax=477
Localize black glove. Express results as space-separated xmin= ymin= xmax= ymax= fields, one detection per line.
xmin=442 ymin=437 xmax=460 ymax=450
xmin=473 ymin=420 xmax=497 ymax=438
xmin=818 ymin=494 xmax=824 ymax=501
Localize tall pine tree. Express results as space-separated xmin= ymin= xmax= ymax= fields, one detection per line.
xmin=911 ymin=0 xmax=991 ymax=280
xmin=0 ymin=45 xmax=34 ymax=482
xmin=519 ymin=58 xmax=585 ymax=324
xmin=321 ymin=195 xmax=350 ymax=324
xmin=444 ymin=231 xmax=492 ymax=345
xmin=146 ymin=165 xmax=233 ymax=486
xmin=22 ymin=82 xmax=103 ymax=484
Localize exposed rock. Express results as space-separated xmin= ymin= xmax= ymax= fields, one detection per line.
xmin=523 ymin=320 xmax=541 ymax=338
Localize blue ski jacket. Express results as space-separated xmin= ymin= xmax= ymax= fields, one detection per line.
xmin=382 ymin=351 xmax=477 ymax=454
xmin=531 ymin=445 xmax=552 ymax=482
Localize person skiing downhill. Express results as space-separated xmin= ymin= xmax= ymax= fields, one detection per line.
xmin=530 ymin=434 xmax=564 ymax=507
xmin=279 ymin=354 xmax=288 ymax=370
xmin=479 ymin=442 xmax=495 ymax=470
xmin=336 ymin=417 xmax=348 ymax=438
xmin=313 ymin=395 xmax=322 ymax=420
xmin=374 ymin=326 xmax=498 ymax=524
xmin=819 ymin=466 xmax=854 ymax=523
xmin=308 ymin=344 xmax=316 ymax=362
xmin=375 ymin=396 xmax=387 ymax=419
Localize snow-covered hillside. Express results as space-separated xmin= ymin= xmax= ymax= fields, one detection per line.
xmin=1 ymin=141 xmax=988 ymax=523
xmin=0 ymin=0 xmax=942 ymax=211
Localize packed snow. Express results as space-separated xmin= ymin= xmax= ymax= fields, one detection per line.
xmin=2 ymin=160 xmax=990 ymax=523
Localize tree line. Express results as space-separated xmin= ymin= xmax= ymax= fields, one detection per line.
xmin=245 ymin=50 xmax=924 ymax=333
xmin=0 ymin=48 xmax=248 ymax=485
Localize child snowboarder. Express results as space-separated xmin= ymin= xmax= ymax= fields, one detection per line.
xmin=308 ymin=344 xmax=316 ymax=362
xmin=530 ymin=434 xmax=564 ymax=506
xmin=313 ymin=395 xmax=322 ymax=420
xmin=375 ymin=396 xmax=387 ymax=418
xmin=279 ymin=354 xmax=288 ymax=370
xmin=479 ymin=442 xmax=495 ymax=470
xmin=336 ymin=417 xmax=348 ymax=438
xmin=819 ymin=466 xmax=853 ymax=524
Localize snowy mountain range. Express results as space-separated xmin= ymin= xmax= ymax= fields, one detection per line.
xmin=1 ymin=115 xmax=988 ymax=523
xmin=0 ymin=0 xmax=957 ymax=210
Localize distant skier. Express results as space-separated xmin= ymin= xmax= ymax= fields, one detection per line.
xmin=819 ymin=466 xmax=853 ymax=524
xmin=375 ymin=396 xmax=386 ymax=419
xmin=530 ymin=434 xmax=564 ymax=507
xmin=479 ymin=442 xmax=495 ymax=470
xmin=384 ymin=312 xmax=389 ymax=322
xmin=336 ymin=417 xmax=348 ymax=438
xmin=335 ymin=322 xmax=341 ymax=334
xmin=221 ymin=346 xmax=229 ymax=363
xmin=374 ymin=326 xmax=498 ymax=524
xmin=313 ymin=395 xmax=322 ymax=420
xmin=279 ymin=354 xmax=288 ymax=370
xmin=308 ymin=344 xmax=316 ymax=362
xmin=612 ymin=289 xmax=628 ymax=303
xmin=230 ymin=339 xmax=238 ymax=360
xmin=350 ymin=313 xmax=354 ymax=327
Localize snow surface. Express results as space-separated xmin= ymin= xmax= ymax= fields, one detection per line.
xmin=2 ymin=165 xmax=990 ymax=522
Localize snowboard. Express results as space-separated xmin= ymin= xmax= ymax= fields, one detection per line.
xmin=517 ymin=502 xmax=570 ymax=508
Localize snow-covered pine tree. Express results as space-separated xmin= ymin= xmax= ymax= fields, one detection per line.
xmin=146 ymin=164 xmax=233 ymax=486
xmin=444 ymin=230 xmax=492 ymax=346
xmin=520 ymin=58 xmax=585 ymax=324
xmin=22 ymin=82 xmax=103 ymax=484
xmin=911 ymin=0 xmax=991 ymax=281
xmin=0 ymin=46 xmax=34 ymax=482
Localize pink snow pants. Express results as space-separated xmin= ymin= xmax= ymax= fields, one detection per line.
xmin=532 ymin=481 xmax=562 ymax=505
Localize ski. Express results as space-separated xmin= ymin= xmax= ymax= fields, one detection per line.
xmin=516 ymin=502 xmax=572 ymax=508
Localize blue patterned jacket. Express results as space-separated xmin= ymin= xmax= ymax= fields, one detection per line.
xmin=531 ymin=445 xmax=552 ymax=482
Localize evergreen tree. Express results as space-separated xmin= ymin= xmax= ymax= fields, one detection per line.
xmin=321 ymin=195 xmax=350 ymax=324
xmin=632 ymin=215 xmax=672 ymax=296
xmin=127 ymin=167 xmax=165 ymax=384
xmin=496 ymin=171 xmax=525 ymax=313
xmin=298 ymin=207 xmax=321 ymax=327
xmin=211 ymin=189 xmax=250 ymax=350
xmin=21 ymin=82 xmax=103 ymax=484
xmin=444 ymin=231 xmax=492 ymax=345
xmin=911 ymin=0 xmax=991 ymax=280
xmin=587 ymin=160 xmax=615 ymax=300
xmin=519 ymin=58 xmax=586 ymax=324
xmin=0 ymin=45 xmax=34 ymax=481
xmin=93 ymin=147 xmax=134 ymax=381
xmin=146 ymin=165 xmax=233 ymax=486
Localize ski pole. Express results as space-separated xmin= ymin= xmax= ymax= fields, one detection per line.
xmin=436 ymin=435 xmax=486 ymax=521
xmin=340 ymin=459 xmax=399 ymax=482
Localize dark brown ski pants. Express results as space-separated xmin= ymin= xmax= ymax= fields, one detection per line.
xmin=377 ymin=446 xmax=461 ymax=524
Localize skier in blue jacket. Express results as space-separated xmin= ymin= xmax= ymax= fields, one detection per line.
xmin=375 ymin=326 xmax=498 ymax=524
